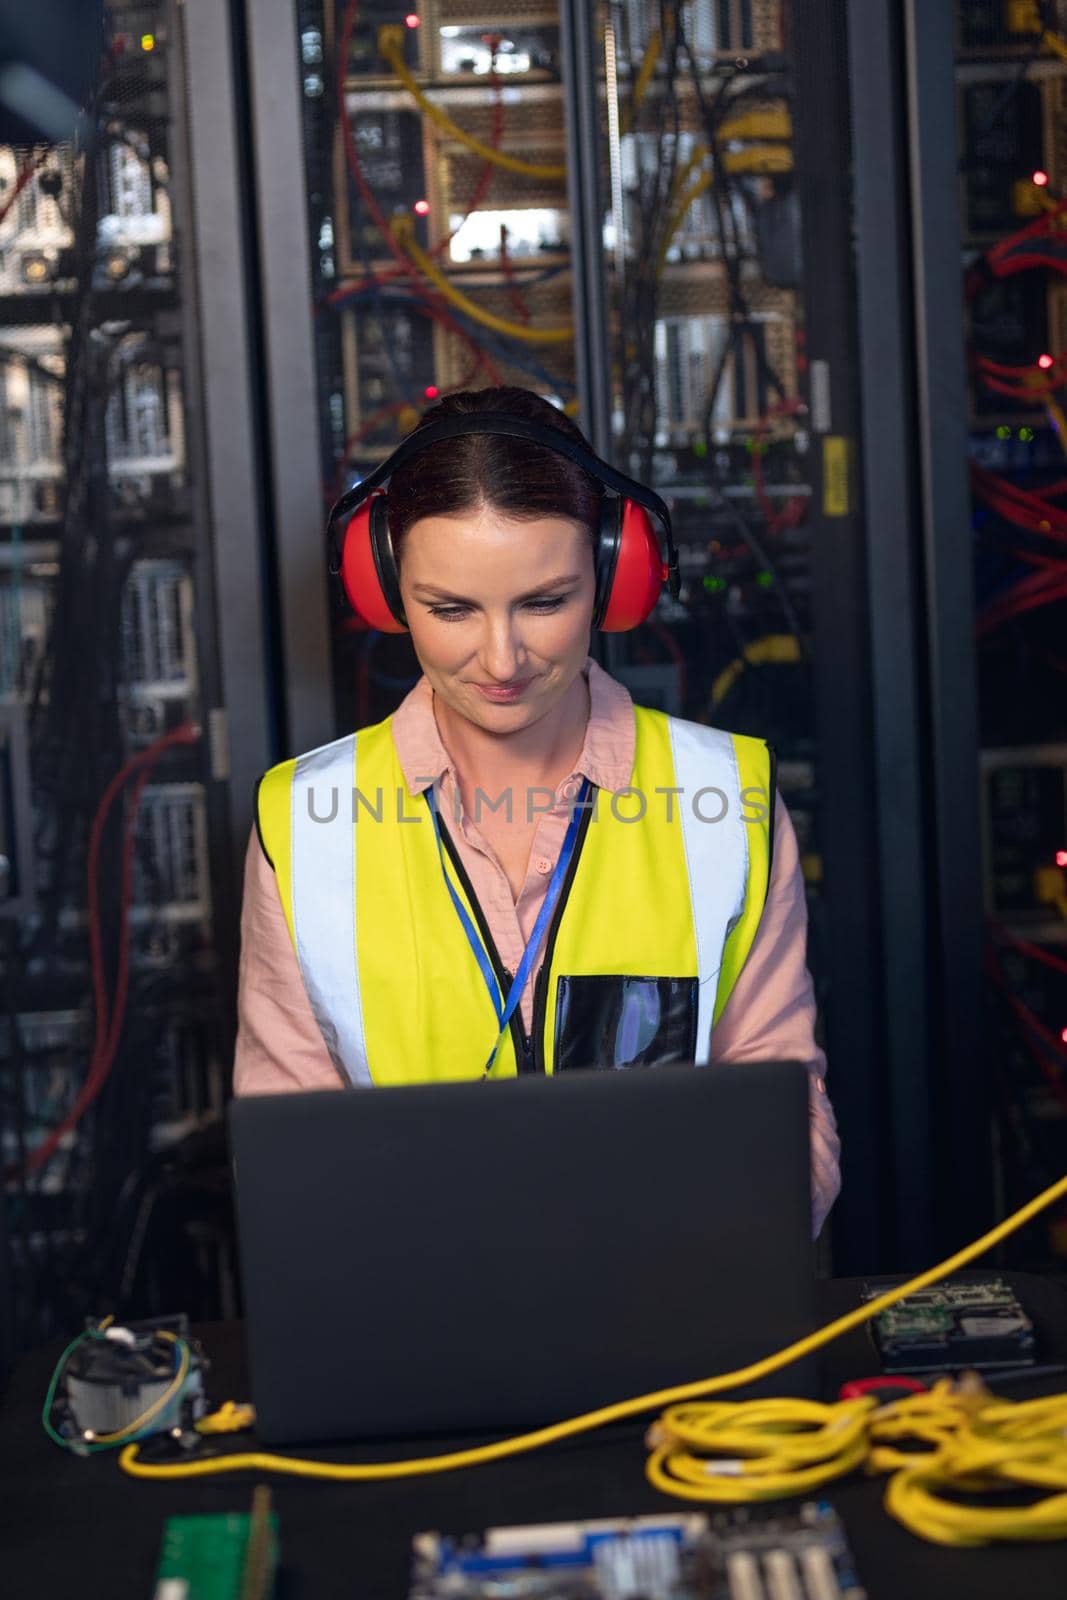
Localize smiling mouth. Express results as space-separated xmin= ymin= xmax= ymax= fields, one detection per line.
xmin=473 ymin=679 xmax=532 ymax=697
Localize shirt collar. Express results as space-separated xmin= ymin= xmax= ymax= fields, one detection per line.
xmin=391 ymin=657 xmax=636 ymax=797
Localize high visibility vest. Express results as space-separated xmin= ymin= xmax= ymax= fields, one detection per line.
xmin=255 ymin=706 xmax=773 ymax=1086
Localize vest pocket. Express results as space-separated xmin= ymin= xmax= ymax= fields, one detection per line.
xmin=553 ymin=975 xmax=698 ymax=1071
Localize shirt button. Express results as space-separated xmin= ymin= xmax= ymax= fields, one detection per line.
xmin=535 ymin=857 xmax=553 ymax=875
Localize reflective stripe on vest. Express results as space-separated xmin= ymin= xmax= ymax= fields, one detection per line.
xmin=258 ymin=735 xmax=371 ymax=1085
xmin=256 ymin=706 xmax=772 ymax=1086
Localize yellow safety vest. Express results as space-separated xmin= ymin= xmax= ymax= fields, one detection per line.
xmin=256 ymin=705 xmax=773 ymax=1085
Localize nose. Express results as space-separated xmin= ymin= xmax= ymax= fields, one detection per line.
xmin=479 ymin=610 xmax=528 ymax=683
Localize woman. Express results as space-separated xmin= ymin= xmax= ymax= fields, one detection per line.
xmin=235 ymin=386 xmax=841 ymax=1234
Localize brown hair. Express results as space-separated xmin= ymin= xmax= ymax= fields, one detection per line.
xmin=386 ymin=387 xmax=602 ymax=564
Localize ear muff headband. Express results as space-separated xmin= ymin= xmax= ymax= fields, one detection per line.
xmin=327 ymin=413 xmax=680 ymax=630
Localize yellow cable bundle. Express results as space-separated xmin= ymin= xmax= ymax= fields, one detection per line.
xmin=389 ymin=215 xmax=574 ymax=346
xmin=721 ymin=146 xmax=793 ymax=175
xmin=657 ymin=173 xmax=713 ymax=275
xmin=883 ymin=1419 xmax=1067 ymax=1547
xmin=718 ymin=109 xmax=792 ymax=142
xmin=645 ymin=1395 xmax=876 ymax=1502
xmin=870 ymin=1380 xmax=1067 ymax=1544
xmin=377 ymin=27 xmax=565 ymax=181
xmin=645 ymin=1375 xmax=1067 ymax=1544
xmin=620 ymin=30 xmax=662 ymax=136
xmin=864 ymin=1376 xmax=988 ymax=1473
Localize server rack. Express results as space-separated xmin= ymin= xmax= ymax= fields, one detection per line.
xmin=0 ymin=0 xmax=273 ymax=1349
xmin=955 ymin=1 xmax=1067 ymax=1268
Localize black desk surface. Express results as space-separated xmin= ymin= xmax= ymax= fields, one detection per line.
xmin=3 ymin=1275 xmax=1067 ymax=1598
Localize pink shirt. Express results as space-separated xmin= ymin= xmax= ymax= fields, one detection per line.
xmin=234 ymin=659 xmax=841 ymax=1233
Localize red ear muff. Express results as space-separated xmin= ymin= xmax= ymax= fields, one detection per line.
xmin=597 ymin=500 xmax=669 ymax=632
xmin=339 ymin=492 xmax=408 ymax=632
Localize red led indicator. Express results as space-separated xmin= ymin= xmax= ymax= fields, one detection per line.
xmin=1057 ymin=849 xmax=1067 ymax=867
xmin=1061 ymin=1027 xmax=1067 ymax=1045
xmin=413 ymin=199 xmax=430 ymax=216
xmin=1033 ymin=169 xmax=1050 ymax=187
xmin=405 ymin=12 xmax=420 ymax=27
xmin=1038 ymin=353 xmax=1056 ymax=370
xmin=424 ymin=384 xmax=439 ymax=399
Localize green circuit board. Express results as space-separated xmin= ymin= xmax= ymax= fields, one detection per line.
xmin=152 ymin=1488 xmax=277 ymax=1600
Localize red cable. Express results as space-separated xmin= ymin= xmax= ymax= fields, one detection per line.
xmin=972 ymin=468 xmax=1067 ymax=543
xmin=323 ymin=296 xmax=487 ymax=512
xmin=978 ymin=559 xmax=1067 ymax=615
xmin=329 ymin=63 xmax=505 ymax=300
xmin=0 ymin=151 xmax=48 ymax=229
xmin=985 ymin=943 xmax=1067 ymax=1115
xmin=434 ymin=61 xmax=502 ymax=257
xmin=989 ymin=250 xmax=1067 ymax=282
xmin=974 ymin=369 xmax=1062 ymax=402
xmin=751 ymin=400 xmax=806 ymax=533
xmin=993 ymin=928 xmax=1067 ymax=979
xmin=976 ymin=491 xmax=1067 ymax=544
xmin=976 ymin=491 xmax=1067 ymax=541
xmin=982 ymin=475 xmax=1067 ymax=520
xmin=973 ymin=465 xmax=1067 ymax=516
xmin=976 ymin=353 xmax=1067 ymax=379
xmin=327 ymin=338 xmax=484 ymax=514
xmin=22 ymin=724 xmax=200 ymax=1176
xmin=986 ymin=198 xmax=1067 ymax=267
xmin=977 ymin=572 xmax=1067 ymax=638
xmin=499 ymin=223 xmax=531 ymax=323
xmin=839 ymin=1377 xmax=925 ymax=1400
xmin=980 ymin=495 xmax=1067 ymax=539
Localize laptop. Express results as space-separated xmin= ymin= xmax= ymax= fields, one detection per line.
xmin=228 ymin=1062 xmax=816 ymax=1444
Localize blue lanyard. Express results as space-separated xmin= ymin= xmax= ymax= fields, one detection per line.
xmin=425 ymin=777 xmax=591 ymax=1076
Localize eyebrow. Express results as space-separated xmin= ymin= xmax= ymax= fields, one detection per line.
xmin=410 ymin=574 xmax=584 ymax=603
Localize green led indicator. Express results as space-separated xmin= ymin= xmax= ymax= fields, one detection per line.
xmin=1019 ymin=426 xmax=1035 ymax=442
xmin=756 ymin=571 xmax=774 ymax=588
xmin=693 ymin=439 xmax=708 ymax=458
xmin=995 ymin=425 xmax=1012 ymax=441
xmin=703 ymin=575 xmax=726 ymax=594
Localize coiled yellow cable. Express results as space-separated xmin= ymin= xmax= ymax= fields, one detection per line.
xmin=377 ymin=28 xmax=565 ymax=181
xmin=649 ymin=1377 xmax=1067 ymax=1544
xmin=883 ymin=1413 xmax=1067 ymax=1547
xmin=645 ymin=1395 xmax=876 ymax=1502
xmin=116 ymin=1171 xmax=1067 ymax=1502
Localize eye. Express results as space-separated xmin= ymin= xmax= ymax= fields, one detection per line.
xmin=426 ymin=604 xmax=470 ymax=621
xmin=523 ymin=596 xmax=566 ymax=613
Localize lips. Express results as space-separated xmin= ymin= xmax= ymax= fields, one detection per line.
xmin=473 ymin=679 xmax=531 ymax=701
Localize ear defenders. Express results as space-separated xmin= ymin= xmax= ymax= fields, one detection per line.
xmin=326 ymin=413 xmax=680 ymax=633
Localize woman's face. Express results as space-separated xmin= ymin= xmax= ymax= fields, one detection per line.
xmin=397 ymin=503 xmax=596 ymax=735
